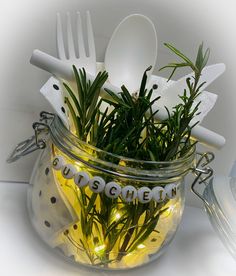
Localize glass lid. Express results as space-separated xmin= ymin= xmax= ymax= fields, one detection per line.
xmin=201 ymin=161 xmax=236 ymax=261
xmin=203 ymin=176 xmax=236 ymax=260
xmin=191 ymin=155 xmax=236 ymax=261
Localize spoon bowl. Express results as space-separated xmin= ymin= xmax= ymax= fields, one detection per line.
xmin=105 ymin=14 xmax=157 ymax=92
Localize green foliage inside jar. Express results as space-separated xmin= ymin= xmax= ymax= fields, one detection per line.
xmin=64 ymin=43 xmax=210 ymax=161
xmin=49 ymin=43 xmax=209 ymax=268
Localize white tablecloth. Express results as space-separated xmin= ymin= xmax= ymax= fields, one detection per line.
xmin=0 ymin=182 xmax=235 ymax=276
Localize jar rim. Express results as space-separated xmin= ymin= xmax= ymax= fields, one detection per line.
xmin=49 ymin=115 xmax=196 ymax=180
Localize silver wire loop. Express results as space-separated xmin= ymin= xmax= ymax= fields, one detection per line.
xmin=191 ymin=152 xmax=215 ymax=206
xmin=7 ymin=112 xmax=54 ymax=163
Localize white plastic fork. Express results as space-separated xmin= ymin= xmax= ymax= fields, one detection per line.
xmin=56 ymin=11 xmax=97 ymax=75
xmin=34 ymin=11 xmax=97 ymax=129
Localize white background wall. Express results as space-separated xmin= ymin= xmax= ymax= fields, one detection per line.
xmin=0 ymin=0 xmax=236 ymax=206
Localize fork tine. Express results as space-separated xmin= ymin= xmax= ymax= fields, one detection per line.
xmin=56 ymin=13 xmax=67 ymax=60
xmin=66 ymin=12 xmax=76 ymax=58
xmin=76 ymin=12 xmax=86 ymax=57
xmin=86 ymin=11 xmax=96 ymax=59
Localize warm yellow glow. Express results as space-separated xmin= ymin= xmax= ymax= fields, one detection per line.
xmin=94 ymin=244 xmax=106 ymax=254
xmin=162 ymin=204 xmax=176 ymax=218
xmin=109 ymin=209 xmax=123 ymax=224
xmin=118 ymin=160 xmax=126 ymax=166
xmin=51 ymin=147 xmax=182 ymax=269
xmin=74 ymin=162 xmax=84 ymax=169
xmin=115 ymin=212 xmax=121 ymax=220
xmin=137 ymin=244 xmax=146 ymax=249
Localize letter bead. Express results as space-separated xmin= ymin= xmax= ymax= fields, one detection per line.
xmin=89 ymin=176 xmax=106 ymax=193
xmin=138 ymin=187 xmax=153 ymax=203
xmin=52 ymin=156 xmax=65 ymax=170
xmin=105 ymin=182 xmax=121 ymax=199
xmin=165 ymin=184 xmax=178 ymax=199
xmin=61 ymin=164 xmax=77 ymax=179
xmin=152 ymin=187 xmax=166 ymax=202
xmin=121 ymin=186 xmax=137 ymax=203
xmin=74 ymin=171 xmax=90 ymax=188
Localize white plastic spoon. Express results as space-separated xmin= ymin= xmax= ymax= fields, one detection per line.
xmin=104 ymin=14 xmax=157 ymax=93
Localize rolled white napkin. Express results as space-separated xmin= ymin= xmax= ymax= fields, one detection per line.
xmin=146 ymin=74 xmax=218 ymax=125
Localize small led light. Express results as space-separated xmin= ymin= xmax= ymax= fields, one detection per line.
xmin=94 ymin=244 xmax=106 ymax=254
xmin=115 ymin=213 xmax=121 ymax=220
xmin=110 ymin=210 xmax=123 ymax=224
xmin=137 ymin=244 xmax=146 ymax=249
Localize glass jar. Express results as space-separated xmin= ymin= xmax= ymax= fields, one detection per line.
xmin=8 ymin=112 xmax=205 ymax=270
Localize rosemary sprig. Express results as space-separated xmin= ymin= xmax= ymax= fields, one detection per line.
xmin=61 ymin=43 xmax=210 ymax=266
xmin=97 ymin=66 xmax=160 ymax=158
xmin=64 ymin=43 xmax=209 ymax=161
xmin=64 ymin=66 xmax=108 ymax=141
xmin=157 ymin=42 xmax=210 ymax=160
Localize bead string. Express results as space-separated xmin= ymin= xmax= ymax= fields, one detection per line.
xmin=52 ymin=156 xmax=179 ymax=204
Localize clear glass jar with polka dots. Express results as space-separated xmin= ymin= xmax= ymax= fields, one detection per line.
xmin=9 ymin=112 xmax=198 ymax=270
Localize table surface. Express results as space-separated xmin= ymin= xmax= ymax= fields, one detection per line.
xmin=0 ymin=181 xmax=235 ymax=276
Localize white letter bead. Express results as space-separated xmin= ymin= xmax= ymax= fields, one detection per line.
xmin=105 ymin=182 xmax=121 ymax=199
xmin=165 ymin=184 xmax=178 ymax=199
xmin=52 ymin=156 xmax=65 ymax=170
xmin=138 ymin=187 xmax=153 ymax=203
xmin=121 ymin=186 xmax=137 ymax=202
xmin=74 ymin=171 xmax=90 ymax=188
xmin=61 ymin=164 xmax=77 ymax=179
xmin=89 ymin=176 xmax=106 ymax=193
xmin=152 ymin=187 xmax=166 ymax=202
